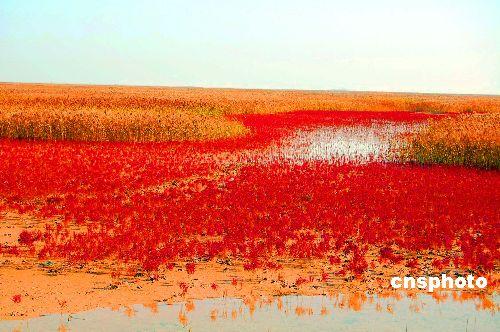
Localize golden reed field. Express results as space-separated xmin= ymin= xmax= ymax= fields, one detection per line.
xmin=1 ymin=82 xmax=498 ymax=168
xmin=401 ymin=113 xmax=500 ymax=169
xmin=1 ymin=83 xmax=499 ymax=131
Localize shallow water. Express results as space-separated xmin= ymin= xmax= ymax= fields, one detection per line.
xmin=2 ymin=293 xmax=498 ymax=332
xmin=266 ymin=121 xmax=417 ymax=164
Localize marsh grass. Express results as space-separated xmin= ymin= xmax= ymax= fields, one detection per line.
xmin=1 ymin=83 xmax=500 ymax=142
xmin=0 ymin=107 xmax=247 ymax=142
xmin=399 ymin=113 xmax=500 ymax=169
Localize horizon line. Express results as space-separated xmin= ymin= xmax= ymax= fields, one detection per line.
xmin=2 ymin=81 xmax=499 ymax=98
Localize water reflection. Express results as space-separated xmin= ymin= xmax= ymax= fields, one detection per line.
xmin=266 ymin=122 xmax=418 ymax=164
xmin=2 ymin=292 xmax=498 ymax=331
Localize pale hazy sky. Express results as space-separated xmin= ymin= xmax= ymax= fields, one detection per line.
xmin=1 ymin=0 xmax=499 ymax=94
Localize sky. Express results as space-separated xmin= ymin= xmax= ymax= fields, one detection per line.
xmin=1 ymin=0 xmax=499 ymax=94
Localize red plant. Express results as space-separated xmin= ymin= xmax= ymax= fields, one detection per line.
xmin=380 ymin=246 xmax=403 ymax=264
xmin=18 ymin=230 xmax=41 ymax=246
xmin=178 ymin=282 xmax=189 ymax=295
xmin=185 ymin=263 xmax=196 ymax=275
xmin=295 ymin=277 xmax=308 ymax=286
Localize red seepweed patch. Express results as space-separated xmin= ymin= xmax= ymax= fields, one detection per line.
xmin=1 ymin=111 xmax=497 ymax=277
xmin=11 ymin=294 xmax=22 ymax=303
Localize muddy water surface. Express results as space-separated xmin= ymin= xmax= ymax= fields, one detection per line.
xmin=1 ymin=293 xmax=498 ymax=331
